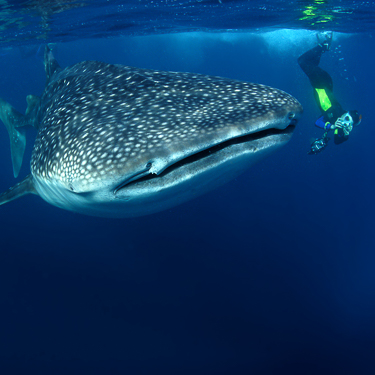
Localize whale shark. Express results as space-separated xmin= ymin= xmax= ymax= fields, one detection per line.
xmin=0 ymin=47 xmax=302 ymax=217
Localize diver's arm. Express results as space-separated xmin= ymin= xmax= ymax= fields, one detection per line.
xmin=315 ymin=116 xmax=332 ymax=130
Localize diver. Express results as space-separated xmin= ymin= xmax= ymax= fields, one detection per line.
xmin=298 ymin=32 xmax=362 ymax=155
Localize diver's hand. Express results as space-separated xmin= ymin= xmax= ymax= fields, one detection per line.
xmin=334 ymin=118 xmax=343 ymax=129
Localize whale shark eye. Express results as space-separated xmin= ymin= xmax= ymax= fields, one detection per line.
xmin=287 ymin=112 xmax=296 ymax=120
xmin=146 ymin=162 xmax=152 ymax=169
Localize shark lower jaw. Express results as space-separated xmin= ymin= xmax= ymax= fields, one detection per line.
xmin=79 ymin=123 xmax=295 ymax=218
xmin=32 ymin=123 xmax=296 ymax=218
xmin=115 ymin=123 xmax=296 ymax=194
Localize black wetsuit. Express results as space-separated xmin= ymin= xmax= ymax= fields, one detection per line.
xmin=298 ymin=45 xmax=348 ymax=144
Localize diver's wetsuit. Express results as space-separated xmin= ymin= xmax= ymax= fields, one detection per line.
xmin=298 ymin=45 xmax=348 ymax=144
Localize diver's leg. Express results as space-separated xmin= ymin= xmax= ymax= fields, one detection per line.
xmin=298 ymin=45 xmax=325 ymax=77
xmin=298 ymin=45 xmax=333 ymax=91
xmin=298 ymin=32 xmax=332 ymax=74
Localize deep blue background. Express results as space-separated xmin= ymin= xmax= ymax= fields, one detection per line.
xmin=0 ymin=31 xmax=374 ymax=374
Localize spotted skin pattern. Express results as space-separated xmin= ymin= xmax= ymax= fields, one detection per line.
xmin=32 ymin=60 xmax=301 ymax=193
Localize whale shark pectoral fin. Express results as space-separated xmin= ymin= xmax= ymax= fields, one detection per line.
xmin=0 ymin=98 xmax=27 ymax=178
xmin=0 ymin=174 xmax=38 ymax=206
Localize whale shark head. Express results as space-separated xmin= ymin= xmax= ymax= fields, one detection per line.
xmin=0 ymin=50 xmax=302 ymax=217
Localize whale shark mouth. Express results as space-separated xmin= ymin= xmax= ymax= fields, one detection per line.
xmin=114 ymin=123 xmax=296 ymax=193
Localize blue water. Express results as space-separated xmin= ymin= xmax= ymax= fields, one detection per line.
xmin=0 ymin=0 xmax=374 ymax=45
xmin=0 ymin=2 xmax=375 ymax=373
